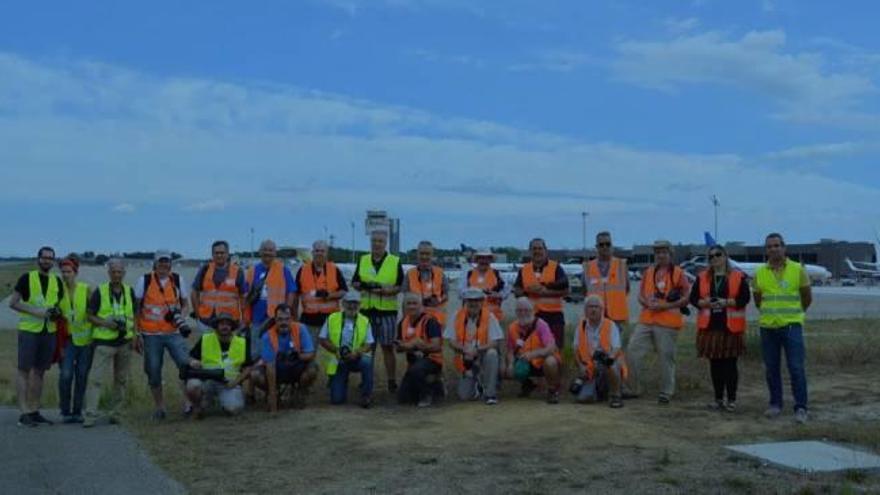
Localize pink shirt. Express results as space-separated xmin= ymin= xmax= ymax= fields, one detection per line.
xmin=508 ymin=318 xmax=555 ymax=351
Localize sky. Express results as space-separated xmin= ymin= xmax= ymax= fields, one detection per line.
xmin=2 ymin=0 xmax=880 ymax=257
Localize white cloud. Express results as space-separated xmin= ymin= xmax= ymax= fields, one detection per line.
xmin=507 ymin=50 xmax=599 ymax=73
xmin=612 ymin=30 xmax=878 ymax=128
xmin=764 ymin=142 xmax=864 ymax=161
xmin=1 ymin=51 xmax=879 ymax=249
xmin=111 ymin=203 xmax=136 ymax=213
xmin=662 ymin=17 xmax=700 ymax=35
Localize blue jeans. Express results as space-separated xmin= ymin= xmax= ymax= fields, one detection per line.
xmin=760 ymin=324 xmax=808 ymax=411
xmin=329 ymin=355 xmax=374 ymax=404
xmin=58 ymin=343 xmax=94 ymax=416
xmin=143 ymin=333 xmax=190 ymax=387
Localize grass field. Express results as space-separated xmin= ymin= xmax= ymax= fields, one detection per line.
xmin=2 ymin=317 xmax=880 ymax=494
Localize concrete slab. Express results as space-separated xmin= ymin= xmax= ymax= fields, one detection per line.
xmin=726 ymin=441 xmax=880 ymax=473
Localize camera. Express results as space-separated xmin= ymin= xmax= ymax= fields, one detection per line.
xmin=339 ymin=345 xmax=352 ymax=361
xmin=655 ymin=289 xmax=691 ymax=316
xmin=112 ymin=317 xmax=128 ymax=332
xmin=165 ymin=309 xmax=192 ymax=337
xmin=569 ymin=378 xmax=584 ymax=395
xmin=179 ymin=365 xmax=226 ymax=382
xmin=277 ymin=348 xmax=300 ymax=364
xmin=314 ymin=289 xmax=329 ymax=299
xmin=592 ymin=350 xmax=615 ymax=367
xmin=45 ymin=306 xmax=63 ymax=321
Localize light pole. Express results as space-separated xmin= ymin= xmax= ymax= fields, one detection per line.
xmin=350 ymin=221 xmax=356 ymax=263
xmin=581 ymin=211 xmax=589 ymax=259
xmin=710 ymin=195 xmax=720 ymax=241
xmin=249 ymin=227 xmax=254 ymax=259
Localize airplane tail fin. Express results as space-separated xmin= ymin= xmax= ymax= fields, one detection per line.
xmin=704 ymin=231 xmax=718 ymax=247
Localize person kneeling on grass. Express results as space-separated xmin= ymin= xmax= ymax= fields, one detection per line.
xmin=571 ymin=296 xmax=625 ymax=408
xmin=250 ymin=304 xmax=318 ymax=412
xmin=395 ymin=293 xmax=445 ymax=408
xmin=503 ymin=297 xmax=562 ymax=404
xmin=444 ymin=288 xmax=503 ymax=405
xmin=319 ymin=291 xmax=375 ymax=408
xmin=184 ymin=313 xmax=252 ymax=418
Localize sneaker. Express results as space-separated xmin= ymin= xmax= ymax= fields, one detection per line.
xmin=182 ymin=404 xmax=194 ymax=418
xmin=30 ymin=412 xmax=54 ymax=425
xmin=387 ymin=380 xmax=398 ymax=393
xmin=518 ymin=380 xmax=536 ymax=398
xmin=724 ymin=401 xmax=738 ymax=413
xmin=657 ymin=394 xmax=670 ymax=405
xmin=360 ymin=396 xmax=373 ymax=409
xmin=61 ymin=414 xmax=77 ymax=424
xmin=82 ymin=413 xmax=97 ymax=428
xmin=707 ymin=400 xmax=724 ymax=411
xmin=17 ymin=413 xmax=37 ymax=428
xmin=546 ymin=390 xmax=560 ymax=405
xmin=764 ymin=406 xmax=782 ymax=419
xmin=417 ymin=395 xmax=433 ymax=408
xmin=794 ymin=408 xmax=809 ymax=424
xmin=485 ymin=396 xmax=498 ymax=406
xmin=151 ymin=410 xmax=167 ymax=421
xmin=610 ymin=396 xmax=624 ymax=409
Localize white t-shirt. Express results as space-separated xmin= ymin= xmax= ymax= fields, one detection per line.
xmin=443 ymin=312 xmax=504 ymax=351
xmin=319 ymin=316 xmax=375 ymax=348
xmin=134 ymin=274 xmax=190 ymax=300
xmin=572 ymin=319 xmax=621 ymax=353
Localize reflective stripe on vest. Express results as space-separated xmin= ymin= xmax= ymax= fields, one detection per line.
xmin=521 ymin=261 xmax=563 ymax=313
xmin=466 ymin=268 xmax=503 ymax=321
xmin=138 ymin=272 xmax=181 ymax=334
xmin=18 ymin=270 xmax=61 ymax=333
xmin=200 ymin=332 xmax=246 ymax=382
xmin=197 ymin=262 xmax=242 ymax=321
xmin=246 ymin=260 xmax=287 ymax=319
xmin=358 ymin=253 xmax=400 ymax=312
xmin=299 ymin=262 xmax=341 ymax=315
xmin=696 ymin=269 xmax=746 ymax=334
xmin=401 ymin=314 xmax=443 ymax=367
xmin=507 ymin=320 xmax=561 ymax=369
xmin=452 ymin=308 xmax=490 ymax=373
xmin=407 ymin=266 xmax=446 ymax=326
xmin=575 ymin=318 xmax=628 ymax=381
xmin=755 ymin=259 xmax=805 ymax=328
xmin=322 ymin=311 xmax=369 ymax=375
xmin=92 ymin=283 xmax=135 ymax=342
xmin=638 ymin=265 xmax=685 ymax=330
xmin=63 ymin=282 xmax=92 ymax=346
xmin=584 ymin=258 xmax=629 ymax=322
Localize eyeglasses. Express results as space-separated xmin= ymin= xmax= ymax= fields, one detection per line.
xmin=596 ymin=242 xmax=611 ymax=247
xmin=708 ymin=252 xmax=724 ymax=259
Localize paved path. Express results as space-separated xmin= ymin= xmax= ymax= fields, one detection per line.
xmin=0 ymin=408 xmax=185 ymax=495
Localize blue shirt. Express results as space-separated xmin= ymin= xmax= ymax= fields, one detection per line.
xmin=260 ymin=329 xmax=315 ymax=364
xmin=247 ymin=262 xmax=297 ymax=326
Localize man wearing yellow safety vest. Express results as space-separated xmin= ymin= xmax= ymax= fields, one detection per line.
xmin=352 ymin=230 xmax=404 ymax=393
xmin=319 ymin=291 xmax=375 ymax=408
xmin=753 ymin=233 xmax=812 ymax=424
xmin=58 ymin=256 xmax=94 ymax=424
xmin=184 ymin=313 xmax=252 ymax=418
xmin=403 ymin=241 xmax=449 ymax=327
xmin=9 ymin=246 xmax=65 ymax=427
xmin=84 ymin=259 xmax=138 ymax=428
xmin=191 ymin=240 xmax=246 ymax=337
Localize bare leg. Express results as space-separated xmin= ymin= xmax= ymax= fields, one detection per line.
xmin=27 ymin=369 xmax=45 ymax=412
xmin=381 ymin=345 xmax=396 ymax=385
xmin=16 ymin=370 xmax=29 ymax=413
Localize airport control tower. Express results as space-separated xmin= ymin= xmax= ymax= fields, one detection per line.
xmin=365 ymin=210 xmax=400 ymax=254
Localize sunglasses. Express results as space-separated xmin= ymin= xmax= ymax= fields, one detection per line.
xmin=709 ymin=252 xmax=724 ymax=259
xmin=596 ymin=242 xmax=611 ymax=247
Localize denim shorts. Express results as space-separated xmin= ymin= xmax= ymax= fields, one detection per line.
xmin=142 ymin=333 xmax=190 ymax=387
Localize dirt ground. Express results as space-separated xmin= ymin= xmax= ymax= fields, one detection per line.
xmin=123 ymin=322 xmax=880 ymax=495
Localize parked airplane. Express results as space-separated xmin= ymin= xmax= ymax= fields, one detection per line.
xmin=691 ymin=232 xmax=833 ymax=282
xmin=844 ymin=231 xmax=880 ymax=278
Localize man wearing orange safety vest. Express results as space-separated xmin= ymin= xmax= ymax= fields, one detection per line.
xmin=460 ymin=250 xmax=507 ymax=322
xmin=295 ymin=240 xmax=347 ymax=341
xmin=583 ymin=231 xmax=630 ymax=338
xmin=513 ymin=238 xmax=569 ymax=348
xmin=135 ymin=250 xmax=192 ymax=420
xmin=395 ymin=293 xmax=444 ymax=408
xmin=625 ymin=240 xmax=691 ymax=405
xmin=244 ymin=239 xmax=297 ymax=360
xmin=572 ymin=295 xmax=626 ymax=408
xmin=403 ymin=241 xmax=449 ymax=327
xmin=191 ymin=240 xmax=246 ymax=337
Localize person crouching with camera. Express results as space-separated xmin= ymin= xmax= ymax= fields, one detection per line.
xmin=625 ymin=240 xmax=691 ymax=405
xmin=445 ymin=288 xmax=503 ymax=405
xmin=250 ymin=304 xmax=318 ymax=412
xmin=184 ymin=313 xmax=252 ymax=418
xmin=572 ymin=296 xmax=626 ymax=408
xmin=318 ymin=291 xmax=375 ymax=408
xmin=135 ymin=250 xmax=194 ymax=421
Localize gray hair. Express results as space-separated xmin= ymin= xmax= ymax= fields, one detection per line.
xmin=417 ymin=240 xmax=433 ymax=250
xmin=584 ymin=295 xmax=604 ymax=308
xmin=312 ymin=240 xmax=329 ymax=251
xmin=514 ymin=297 xmax=534 ymax=311
xmin=106 ymin=258 xmax=125 ymax=270
xmin=259 ymin=239 xmax=277 ymax=251
xmin=402 ymin=292 xmax=423 ymax=305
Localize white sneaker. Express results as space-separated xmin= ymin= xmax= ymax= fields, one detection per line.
xmin=417 ymin=396 xmax=433 ymax=408
xmin=794 ymin=408 xmax=809 ymax=424
xmin=764 ymin=406 xmax=782 ymax=419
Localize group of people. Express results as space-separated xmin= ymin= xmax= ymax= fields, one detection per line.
xmin=10 ymin=230 xmax=812 ymax=427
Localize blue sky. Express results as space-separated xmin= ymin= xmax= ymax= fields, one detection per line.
xmin=2 ymin=0 xmax=880 ymax=257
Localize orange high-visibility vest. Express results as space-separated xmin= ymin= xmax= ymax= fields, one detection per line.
xmin=521 ymin=261 xmax=564 ymax=313
xmin=451 ymin=308 xmax=490 ymax=372
xmin=246 ymin=260 xmax=287 ymax=319
xmin=639 ymin=265 xmax=686 ymax=330
xmin=507 ymin=320 xmax=560 ymax=369
xmin=400 ymin=314 xmax=444 ymax=367
xmin=299 ymin=261 xmax=341 ymax=315
xmin=407 ymin=266 xmax=447 ymax=326
xmin=267 ymin=322 xmax=306 ymax=355
xmin=584 ymin=257 xmax=629 ymax=322
xmin=466 ymin=268 xmax=504 ymax=321
xmin=575 ymin=318 xmax=629 ymax=381
xmin=139 ymin=273 xmax=181 ymax=334
xmin=696 ymin=269 xmax=747 ymax=334
xmin=197 ymin=262 xmax=242 ymax=321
